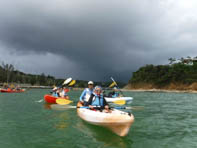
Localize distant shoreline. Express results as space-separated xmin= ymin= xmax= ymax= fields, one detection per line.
xmin=121 ymin=88 xmax=197 ymax=93
xmin=2 ymin=84 xmax=197 ymax=93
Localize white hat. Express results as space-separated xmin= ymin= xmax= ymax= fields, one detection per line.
xmin=88 ymin=81 xmax=94 ymax=85
xmin=113 ymin=87 xmax=118 ymax=89
xmin=53 ymin=87 xmax=57 ymax=90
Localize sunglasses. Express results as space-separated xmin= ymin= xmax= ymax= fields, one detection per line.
xmin=95 ymin=89 xmax=102 ymax=92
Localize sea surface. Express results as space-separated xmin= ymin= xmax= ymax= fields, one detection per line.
xmin=0 ymin=89 xmax=196 ymax=148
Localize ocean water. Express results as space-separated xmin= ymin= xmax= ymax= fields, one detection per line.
xmin=0 ymin=89 xmax=196 ymax=148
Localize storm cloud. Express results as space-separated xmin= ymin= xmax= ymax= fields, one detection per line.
xmin=0 ymin=0 xmax=197 ymax=82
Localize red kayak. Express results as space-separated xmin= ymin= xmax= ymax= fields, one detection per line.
xmin=44 ymin=95 xmax=58 ymax=103
xmin=44 ymin=94 xmax=71 ymax=104
xmin=0 ymin=88 xmax=25 ymax=93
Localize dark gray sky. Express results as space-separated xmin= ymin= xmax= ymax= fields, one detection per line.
xmin=0 ymin=0 xmax=197 ymax=82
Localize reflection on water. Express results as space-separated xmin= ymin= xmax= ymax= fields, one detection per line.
xmin=75 ymin=120 xmax=133 ymax=148
xmin=54 ymin=112 xmax=70 ymax=130
xmin=43 ymin=103 xmax=70 ymax=130
xmin=43 ymin=103 xmax=52 ymax=110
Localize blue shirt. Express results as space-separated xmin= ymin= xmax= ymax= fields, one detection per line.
xmin=52 ymin=92 xmax=59 ymax=97
xmin=79 ymin=88 xmax=93 ymax=102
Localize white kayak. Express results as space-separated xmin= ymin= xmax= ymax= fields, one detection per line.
xmin=105 ymin=97 xmax=133 ymax=103
xmin=77 ymin=106 xmax=134 ymax=136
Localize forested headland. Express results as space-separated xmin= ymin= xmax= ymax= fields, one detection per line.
xmin=127 ymin=56 xmax=197 ymax=91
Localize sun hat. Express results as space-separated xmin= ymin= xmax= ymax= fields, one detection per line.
xmin=113 ymin=87 xmax=118 ymax=90
xmin=88 ymin=81 xmax=94 ymax=85
xmin=53 ymin=87 xmax=57 ymax=91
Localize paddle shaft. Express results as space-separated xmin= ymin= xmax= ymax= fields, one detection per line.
xmin=56 ymin=105 xmax=132 ymax=110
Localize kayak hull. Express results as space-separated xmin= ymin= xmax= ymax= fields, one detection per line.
xmin=77 ymin=103 xmax=134 ymax=136
xmin=44 ymin=95 xmax=71 ymax=104
xmin=105 ymin=97 xmax=133 ymax=103
xmin=44 ymin=95 xmax=58 ymax=103
xmin=0 ymin=89 xmax=25 ymax=93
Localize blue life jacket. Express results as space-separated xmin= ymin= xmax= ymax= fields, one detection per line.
xmin=52 ymin=92 xmax=58 ymax=97
xmin=90 ymin=93 xmax=105 ymax=107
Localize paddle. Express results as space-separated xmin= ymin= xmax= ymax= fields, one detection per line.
xmin=62 ymin=77 xmax=72 ymax=85
xmin=68 ymin=80 xmax=76 ymax=86
xmin=35 ymin=99 xmax=43 ymax=103
xmin=52 ymin=77 xmax=72 ymax=90
xmin=110 ymin=77 xmax=125 ymax=97
xmin=111 ymin=100 xmax=126 ymax=105
xmin=51 ymin=104 xmax=144 ymax=110
xmin=56 ymin=98 xmax=73 ymax=105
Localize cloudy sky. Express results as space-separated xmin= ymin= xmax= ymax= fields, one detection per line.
xmin=0 ymin=0 xmax=197 ymax=82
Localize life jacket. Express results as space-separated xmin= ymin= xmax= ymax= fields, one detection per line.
xmin=88 ymin=93 xmax=107 ymax=108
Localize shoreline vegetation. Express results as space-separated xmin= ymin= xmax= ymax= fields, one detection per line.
xmin=0 ymin=62 xmax=125 ymax=88
xmin=127 ymin=56 xmax=197 ymax=93
xmin=123 ymin=84 xmax=197 ymax=93
xmin=2 ymin=56 xmax=197 ymax=94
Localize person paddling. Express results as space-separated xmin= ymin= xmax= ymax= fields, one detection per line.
xmin=108 ymin=87 xmax=120 ymax=98
xmin=79 ymin=81 xmax=94 ymax=106
xmin=60 ymin=87 xmax=69 ymax=99
xmin=87 ymin=86 xmax=111 ymax=113
xmin=52 ymin=87 xmax=59 ymax=97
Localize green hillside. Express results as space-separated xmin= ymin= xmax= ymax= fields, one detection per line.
xmin=129 ymin=56 xmax=197 ymax=90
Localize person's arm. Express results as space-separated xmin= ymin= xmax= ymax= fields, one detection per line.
xmin=79 ymin=90 xmax=86 ymax=102
xmin=103 ymin=97 xmax=111 ymax=112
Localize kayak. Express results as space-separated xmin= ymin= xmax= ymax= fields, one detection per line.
xmin=44 ymin=94 xmax=71 ymax=104
xmin=105 ymin=97 xmax=133 ymax=103
xmin=77 ymin=102 xmax=134 ymax=136
xmin=44 ymin=95 xmax=57 ymax=103
xmin=0 ymin=88 xmax=25 ymax=93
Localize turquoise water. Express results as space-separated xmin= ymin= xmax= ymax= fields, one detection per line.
xmin=0 ymin=89 xmax=197 ymax=148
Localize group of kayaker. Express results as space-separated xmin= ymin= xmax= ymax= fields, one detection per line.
xmin=51 ymin=87 xmax=69 ymax=99
xmin=0 ymin=83 xmax=23 ymax=92
xmin=78 ymin=81 xmax=121 ymax=113
xmin=48 ymin=80 xmax=121 ymax=113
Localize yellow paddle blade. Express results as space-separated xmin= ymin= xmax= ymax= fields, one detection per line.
xmin=56 ymin=99 xmax=73 ymax=105
xmin=112 ymin=100 xmax=126 ymax=105
xmin=68 ymin=80 xmax=76 ymax=86
xmin=109 ymin=81 xmax=116 ymax=88
xmin=10 ymin=84 xmax=15 ymax=89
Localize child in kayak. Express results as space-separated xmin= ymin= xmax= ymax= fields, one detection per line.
xmin=79 ymin=81 xmax=94 ymax=106
xmin=87 ymin=86 xmax=111 ymax=113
